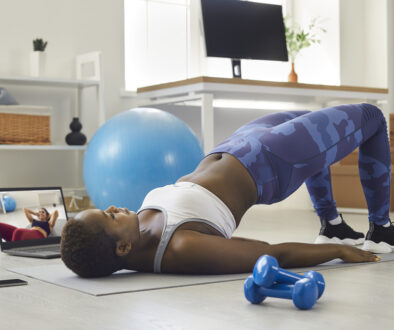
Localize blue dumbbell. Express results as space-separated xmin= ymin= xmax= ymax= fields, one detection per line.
xmin=244 ymin=275 xmax=318 ymax=310
xmin=253 ymin=255 xmax=325 ymax=298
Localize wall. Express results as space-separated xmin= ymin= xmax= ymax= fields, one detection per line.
xmin=291 ymin=0 xmax=341 ymax=85
xmin=0 ymin=0 xmax=134 ymax=188
xmin=340 ymin=0 xmax=387 ymax=88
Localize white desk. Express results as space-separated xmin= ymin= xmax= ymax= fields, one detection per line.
xmin=135 ymin=77 xmax=388 ymax=153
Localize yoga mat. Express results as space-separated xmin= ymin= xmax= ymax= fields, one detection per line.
xmin=7 ymin=253 xmax=394 ymax=296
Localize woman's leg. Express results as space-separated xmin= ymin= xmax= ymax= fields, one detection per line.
xmin=305 ymin=167 xmax=338 ymax=221
xmin=12 ymin=228 xmax=45 ymax=241
xmin=0 ymin=222 xmax=18 ymax=241
xmin=209 ymin=110 xmax=311 ymax=204
xmin=264 ymin=103 xmax=391 ymax=226
xmin=235 ymin=111 xmax=341 ymax=221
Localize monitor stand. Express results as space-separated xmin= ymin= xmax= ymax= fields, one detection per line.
xmin=231 ymin=59 xmax=242 ymax=78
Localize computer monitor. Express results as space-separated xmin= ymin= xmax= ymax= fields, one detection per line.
xmin=200 ymin=0 xmax=288 ymax=78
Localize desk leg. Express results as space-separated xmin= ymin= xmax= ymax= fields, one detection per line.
xmin=97 ymin=83 xmax=105 ymax=127
xmin=201 ymin=93 xmax=214 ymax=154
xmin=76 ymin=87 xmax=82 ymax=118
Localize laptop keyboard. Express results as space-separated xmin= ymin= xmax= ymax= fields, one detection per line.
xmin=26 ymin=246 xmax=60 ymax=253
xmin=13 ymin=245 xmax=60 ymax=253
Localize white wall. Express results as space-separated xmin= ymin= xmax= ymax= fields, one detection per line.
xmin=1 ymin=190 xmax=61 ymax=210
xmin=340 ymin=0 xmax=387 ymax=88
xmin=0 ymin=0 xmax=135 ymax=188
xmin=291 ymin=0 xmax=341 ymax=85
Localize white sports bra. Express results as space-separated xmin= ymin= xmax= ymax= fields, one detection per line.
xmin=137 ymin=181 xmax=236 ymax=272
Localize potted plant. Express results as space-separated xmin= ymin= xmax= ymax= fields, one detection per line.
xmin=33 ymin=38 xmax=48 ymax=52
xmin=30 ymin=38 xmax=48 ymax=77
xmin=284 ymin=17 xmax=326 ymax=83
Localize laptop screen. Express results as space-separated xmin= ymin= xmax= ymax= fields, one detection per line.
xmin=0 ymin=187 xmax=68 ymax=247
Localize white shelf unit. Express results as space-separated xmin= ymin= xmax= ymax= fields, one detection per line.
xmin=0 ymin=145 xmax=86 ymax=151
xmin=0 ymin=75 xmax=104 ymax=149
xmin=0 ymin=76 xmax=99 ymax=88
xmin=0 ymin=75 xmax=103 ymax=189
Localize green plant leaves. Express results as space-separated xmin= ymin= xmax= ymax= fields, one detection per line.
xmin=283 ymin=17 xmax=326 ymax=63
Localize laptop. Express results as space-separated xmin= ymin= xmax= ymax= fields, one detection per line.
xmin=0 ymin=187 xmax=69 ymax=259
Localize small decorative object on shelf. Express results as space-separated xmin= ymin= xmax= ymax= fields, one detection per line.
xmin=65 ymin=117 xmax=87 ymax=145
xmin=0 ymin=87 xmax=18 ymax=105
xmin=284 ymin=17 xmax=326 ymax=83
xmin=33 ymin=38 xmax=48 ymax=52
xmin=30 ymin=38 xmax=48 ymax=77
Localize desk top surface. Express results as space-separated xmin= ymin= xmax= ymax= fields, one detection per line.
xmin=137 ymin=76 xmax=388 ymax=95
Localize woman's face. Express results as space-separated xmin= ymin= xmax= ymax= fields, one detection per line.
xmin=75 ymin=207 xmax=140 ymax=244
xmin=38 ymin=209 xmax=49 ymax=221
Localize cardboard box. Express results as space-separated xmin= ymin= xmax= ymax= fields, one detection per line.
xmin=331 ymin=164 xmax=394 ymax=211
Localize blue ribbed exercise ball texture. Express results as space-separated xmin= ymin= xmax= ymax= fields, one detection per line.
xmin=2 ymin=195 xmax=16 ymax=212
xmin=83 ymin=108 xmax=204 ymax=211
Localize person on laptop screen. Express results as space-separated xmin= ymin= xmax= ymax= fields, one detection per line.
xmin=61 ymin=103 xmax=392 ymax=278
xmin=0 ymin=208 xmax=58 ymax=241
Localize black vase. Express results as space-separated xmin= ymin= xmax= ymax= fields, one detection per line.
xmin=66 ymin=117 xmax=87 ymax=145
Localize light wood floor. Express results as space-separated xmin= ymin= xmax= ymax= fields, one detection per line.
xmin=0 ymin=207 xmax=393 ymax=330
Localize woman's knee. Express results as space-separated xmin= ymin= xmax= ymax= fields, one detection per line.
xmin=361 ymin=103 xmax=386 ymax=126
xmin=12 ymin=228 xmax=24 ymax=241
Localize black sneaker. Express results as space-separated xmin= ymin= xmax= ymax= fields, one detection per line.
xmin=314 ymin=214 xmax=365 ymax=245
xmin=362 ymin=221 xmax=394 ymax=253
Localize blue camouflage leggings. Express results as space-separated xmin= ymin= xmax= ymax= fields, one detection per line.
xmin=208 ymin=103 xmax=391 ymax=225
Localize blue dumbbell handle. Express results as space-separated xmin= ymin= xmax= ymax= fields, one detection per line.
xmin=245 ymin=277 xmax=318 ymax=309
xmin=254 ymin=255 xmax=325 ymax=298
xmin=270 ymin=267 xmax=325 ymax=298
xmin=276 ymin=269 xmax=325 ymax=288
xmin=256 ymin=284 xmax=293 ymax=300
xmin=256 ymin=280 xmax=317 ymax=310
xmin=274 ymin=266 xmax=302 ymax=283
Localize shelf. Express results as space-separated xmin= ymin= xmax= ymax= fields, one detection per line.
xmin=0 ymin=145 xmax=86 ymax=151
xmin=0 ymin=76 xmax=99 ymax=88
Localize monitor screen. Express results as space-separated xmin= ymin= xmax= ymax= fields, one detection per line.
xmin=200 ymin=0 xmax=288 ymax=62
xmin=0 ymin=187 xmax=68 ymax=243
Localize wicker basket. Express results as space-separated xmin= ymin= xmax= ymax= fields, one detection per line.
xmin=0 ymin=106 xmax=51 ymax=144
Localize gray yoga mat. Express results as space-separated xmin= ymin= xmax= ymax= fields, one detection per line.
xmin=7 ymin=253 xmax=394 ymax=296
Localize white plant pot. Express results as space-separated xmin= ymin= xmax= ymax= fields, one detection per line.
xmin=30 ymin=51 xmax=46 ymax=77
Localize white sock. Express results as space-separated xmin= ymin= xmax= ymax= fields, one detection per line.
xmin=382 ymin=221 xmax=391 ymax=228
xmin=328 ymin=215 xmax=342 ymax=225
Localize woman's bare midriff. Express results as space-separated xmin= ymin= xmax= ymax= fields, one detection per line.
xmin=137 ymin=153 xmax=259 ymax=272
xmin=177 ymin=153 xmax=258 ymax=226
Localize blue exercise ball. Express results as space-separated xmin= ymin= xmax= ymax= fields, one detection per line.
xmin=2 ymin=195 xmax=16 ymax=212
xmin=83 ymin=108 xmax=204 ymax=211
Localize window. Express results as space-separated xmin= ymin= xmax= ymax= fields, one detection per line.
xmin=124 ymin=0 xmax=293 ymax=91
xmin=124 ymin=0 xmax=190 ymax=91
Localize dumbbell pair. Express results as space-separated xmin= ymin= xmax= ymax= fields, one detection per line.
xmin=244 ymin=255 xmax=325 ymax=310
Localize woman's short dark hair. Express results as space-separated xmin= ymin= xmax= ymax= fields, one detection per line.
xmin=61 ymin=218 xmax=120 ymax=278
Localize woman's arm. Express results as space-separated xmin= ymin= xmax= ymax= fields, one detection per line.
xmin=23 ymin=208 xmax=37 ymax=223
xmin=163 ymin=231 xmax=379 ymax=274
xmin=48 ymin=210 xmax=59 ymax=231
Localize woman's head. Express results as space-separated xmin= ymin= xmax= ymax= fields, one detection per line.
xmin=61 ymin=208 xmax=140 ymax=278
xmin=38 ymin=208 xmax=50 ymax=221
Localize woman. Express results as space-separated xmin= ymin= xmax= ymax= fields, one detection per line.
xmin=0 ymin=208 xmax=59 ymax=241
xmin=61 ymin=103 xmax=392 ymax=278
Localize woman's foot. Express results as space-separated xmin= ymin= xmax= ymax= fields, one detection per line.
xmin=362 ymin=221 xmax=394 ymax=253
xmin=314 ymin=215 xmax=365 ymax=246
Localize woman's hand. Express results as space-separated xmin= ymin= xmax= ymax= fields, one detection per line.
xmin=24 ymin=208 xmax=36 ymax=223
xmin=24 ymin=208 xmax=37 ymax=216
xmin=339 ymin=245 xmax=380 ymax=263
